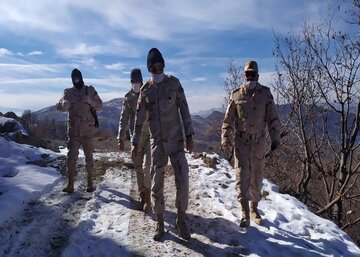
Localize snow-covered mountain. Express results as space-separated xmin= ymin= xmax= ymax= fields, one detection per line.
xmin=0 ymin=137 xmax=359 ymax=256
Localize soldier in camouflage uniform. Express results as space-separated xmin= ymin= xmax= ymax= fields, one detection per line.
xmin=132 ymin=48 xmax=195 ymax=241
xmin=221 ymin=60 xmax=281 ymax=227
xmin=117 ymin=68 xmax=152 ymax=213
xmin=57 ymin=68 xmax=103 ymax=193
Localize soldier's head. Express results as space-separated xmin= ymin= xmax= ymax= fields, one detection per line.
xmin=244 ymin=60 xmax=259 ymax=82
xmin=71 ymin=68 xmax=84 ymax=90
xmin=130 ymin=68 xmax=143 ymax=93
xmin=147 ymin=48 xmax=165 ymax=74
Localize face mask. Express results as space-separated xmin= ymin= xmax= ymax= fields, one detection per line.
xmin=132 ymin=83 xmax=141 ymax=93
xmin=244 ymin=81 xmax=257 ymax=90
xmin=72 ymin=77 xmax=84 ymax=89
xmin=151 ymin=72 xmax=165 ymax=83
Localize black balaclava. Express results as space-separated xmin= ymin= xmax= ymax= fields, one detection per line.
xmin=147 ymin=48 xmax=165 ymax=72
xmin=71 ymin=68 xmax=84 ymax=89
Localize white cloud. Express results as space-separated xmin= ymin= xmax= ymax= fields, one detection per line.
xmin=105 ymin=63 xmax=126 ymax=71
xmin=58 ymin=43 xmax=103 ymax=57
xmin=0 ymin=90 xmax=61 ymax=112
xmin=0 ymin=48 xmax=13 ymax=56
xmin=27 ymin=51 xmax=43 ymax=56
xmin=0 ymin=1 xmax=331 ymax=43
xmin=186 ymin=87 xmax=226 ymax=112
xmin=78 ymin=58 xmax=97 ymax=67
xmin=0 ymin=63 xmax=61 ymax=74
xmin=192 ymin=77 xmax=206 ymax=82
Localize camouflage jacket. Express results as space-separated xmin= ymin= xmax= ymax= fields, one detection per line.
xmin=57 ymin=85 xmax=103 ymax=137
xmin=133 ymin=75 xmax=194 ymax=154
xmin=117 ymin=89 xmax=149 ymax=143
xmin=221 ymin=82 xmax=280 ymax=145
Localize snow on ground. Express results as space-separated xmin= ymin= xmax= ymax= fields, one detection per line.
xmin=0 ymin=138 xmax=360 ymax=256
xmin=0 ymin=137 xmax=63 ymax=224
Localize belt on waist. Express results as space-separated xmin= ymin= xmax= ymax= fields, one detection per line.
xmin=238 ymin=131 xmax=265 ymax=140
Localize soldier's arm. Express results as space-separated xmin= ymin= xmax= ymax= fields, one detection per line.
xmin=221 ymin=95 xmax=236 ymax=145
xmin=132 ymin=92 xmax=146 ymax=147
xmin=176 ymin=82 xmax=195 ymax=137
xmin=89 ymin=86 xmax=103 ymax=111
xmin=265 ymin=89 xmax=281 ymax=144
xmin=117 ymin=99 xmax=131 ymax=142
xmin=56 ymin=89 xmax=70 ymax=112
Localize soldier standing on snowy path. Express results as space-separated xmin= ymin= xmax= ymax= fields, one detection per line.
xmin=57 ymin=68 xmax=103 ymax=193
xmin=117 ymin=68 xmax=152 ymax=213
xmin=221 ymin=60 xmax=281 ymax=227
xmin=132 ymin=48 xmax=195 ymax=241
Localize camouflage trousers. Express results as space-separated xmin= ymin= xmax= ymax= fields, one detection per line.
xmin=151 ymin=145 xmax=189 ymax=215
xmin=234 ymin=135 xmax=267 ymax=203
xmin=131 ymin=136 xmax=151 ymax=194
xmin=67 ymin=136 xmax=95 ymax=185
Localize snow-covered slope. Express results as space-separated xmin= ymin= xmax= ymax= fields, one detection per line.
xmin=0 ymin=139 xmax=359 ymax=256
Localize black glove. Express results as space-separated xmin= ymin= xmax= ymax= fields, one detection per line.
xmin=271 ymin=141 xmax=280 ymax=151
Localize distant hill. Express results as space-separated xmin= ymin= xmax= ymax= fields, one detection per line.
xmin=30 ymin=99 xmax=358 ymax=153
xmin=33 ymin=98 xmax=124 ymax=133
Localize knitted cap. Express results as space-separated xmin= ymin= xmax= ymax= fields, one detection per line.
xmin=147 ymin=48 xmax=165 ymax=71
xmin=130 ymin=68 xmax=143 ymax=83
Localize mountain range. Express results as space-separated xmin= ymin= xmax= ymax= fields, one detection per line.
xmin=31 ymin=97 xmax=359 ymax=154
xmin=32 ymin=98 xmax=224 ymax=153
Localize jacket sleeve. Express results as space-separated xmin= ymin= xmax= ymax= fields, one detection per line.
xmin=117 ymin=99 xmax=131 ymax=141
xmin=176 ymin=82 xmax=194 ymax=137
xmin=89 ymin=86 xmax=103 ymax=111
xmin=265 ymin=89 xmax=281 ymax=143
xmin=56 ymin=89 xmax=70 ymax=112
xmin=221 ymin=94 xmax=236 ymax=145
xmin=132 ymin=92 xmax=146 ymax=146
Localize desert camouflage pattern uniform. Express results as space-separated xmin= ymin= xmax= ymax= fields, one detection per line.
xmin=57 ymin=85 xmax=103 ymax=187
xmin=117 ymin=89 xmax=151 ymax=195
xmin=221 ymin=82 xmax=280 ymax=203
xmin=133 ymin=75 xmax=194 ymax=216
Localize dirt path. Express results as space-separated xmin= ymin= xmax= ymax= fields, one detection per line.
xmin=124 ymin=154 xmax=250 ymax=257
xmin=0 ymin=157 xmax=94 ymax=257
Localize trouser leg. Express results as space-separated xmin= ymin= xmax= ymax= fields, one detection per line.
xmin=169 ymin=150 xmax=189 ymax=212
xmin=234 ymin=140 xmax=251 ymax=226
xmin=64 ymin=137 xmax=81 ymax=193
xmin=83 ymin=137 xmax=95 ymax=192
xmin=151 ymin=148 xmax=168 ymax=216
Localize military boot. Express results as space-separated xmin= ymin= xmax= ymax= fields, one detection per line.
xmin=62 ymin=174 xmax=75 ymax=193
xmin=176 ymin=210 xmax=191 ymax=240
xmin=250 ymin=202 xmax=263 ymax=225
xmin=239 ymin=200 xmax=250 ymax=227
xmin=139 ymin=191 xmax=146 ymax=211
xmin=153 ymin=214 xmax=165 ymax=241
xmin=143 ymin=190 xmax=152 ymax=213
xmin=86 ymin=174 xmax=95 ymax=192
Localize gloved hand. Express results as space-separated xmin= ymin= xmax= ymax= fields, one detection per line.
xmin=186 ymin=136 xmax=195 ymax=154
xmin=131 ymin=145 xmax=138 ymax=159
xmin=118 ymin=140 xmax=125 ymax=152
xmin=82 ymin=95 xmax=93 ymax=105
xmin=271 ymin=141 xmax=280 ymax=151
xmin=62 ymin=100 xmax=70 ymax=111
xmin=221 ymin=141 xmax=233 ymax=162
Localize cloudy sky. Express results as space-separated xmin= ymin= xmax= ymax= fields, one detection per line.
xmin=0 ymin=0 xmax=352 ymax=114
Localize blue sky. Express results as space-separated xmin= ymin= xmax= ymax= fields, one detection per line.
xmin=0 ymin=0 xmax=351 ymax=114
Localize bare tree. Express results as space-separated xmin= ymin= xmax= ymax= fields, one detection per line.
xmin=272 ymin=3 xmax=360 ymax=244
xmin=223 ymin=59 xmax=244 ymax=110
